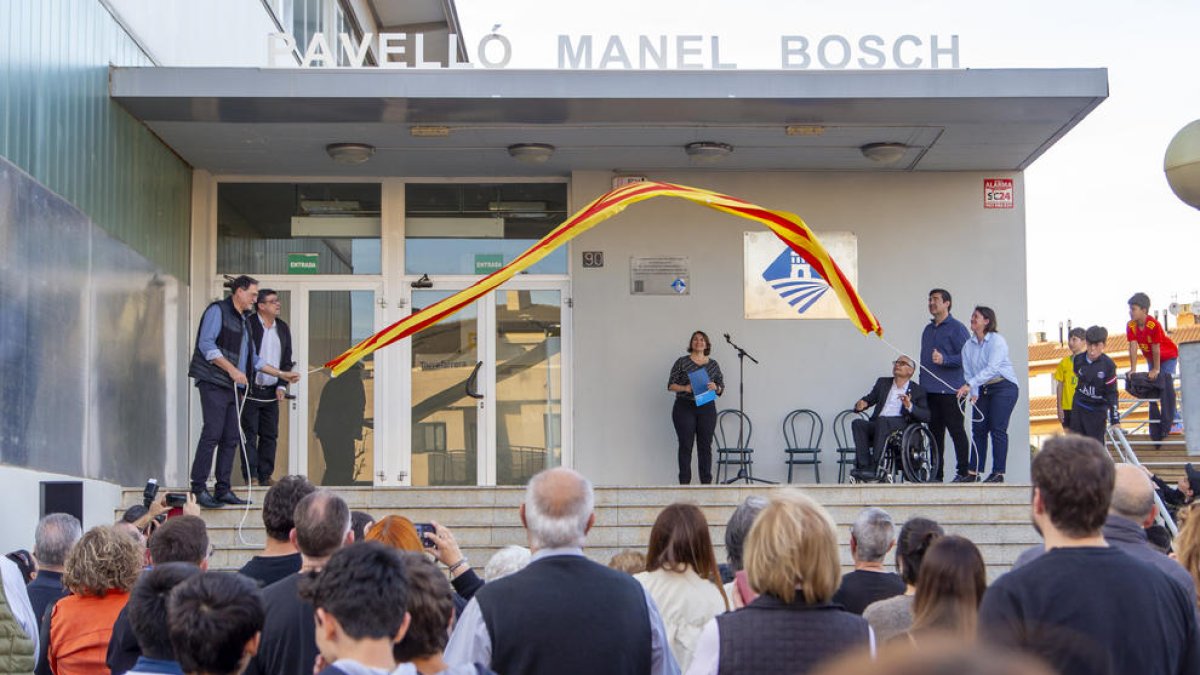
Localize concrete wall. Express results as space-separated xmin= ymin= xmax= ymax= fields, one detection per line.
xmin=0 ymin=466 xmax=123 ymax=554
xmin=0 ymin=0 xmax=194 ymax=282
xmin=105 ymin=0 xmax=284 ymax=67
xmin=569 ymin=170 xmax=1030 ymax=485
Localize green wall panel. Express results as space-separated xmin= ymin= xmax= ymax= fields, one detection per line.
xmin=1 ymin=0 xmax=192 ymax=281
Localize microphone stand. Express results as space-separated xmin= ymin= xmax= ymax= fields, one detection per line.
xmin=722 ymin=334 xmax=775 ymax=485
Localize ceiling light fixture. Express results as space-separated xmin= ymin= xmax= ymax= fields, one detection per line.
xmin=684 ymin=141 xmax=734 ymax=163
xmin=325 ymin=143 xmax=375 ymax=164
xmin=507 ymin=143 xmax=556 ymax=163
xmin=860 ymin=142 xmax=909 ymax=164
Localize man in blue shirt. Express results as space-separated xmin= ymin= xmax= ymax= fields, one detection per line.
xmin=919 ymin=289 xmax=971 ymax=482
xmin=188 ymin=276 xmax=299 ymax=508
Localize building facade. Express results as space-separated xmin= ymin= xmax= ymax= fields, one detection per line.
xmin=0 ymin=0 xmax=1108 ymax=549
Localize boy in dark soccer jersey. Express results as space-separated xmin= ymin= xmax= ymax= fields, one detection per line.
xmin=1068 ymin=326 xmax=1118 ymax=443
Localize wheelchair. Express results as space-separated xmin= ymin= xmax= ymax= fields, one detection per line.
xmin=851 ymin=422 xmax=940 ymax=484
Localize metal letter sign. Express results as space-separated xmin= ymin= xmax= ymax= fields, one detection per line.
xmin=743 ymin=231 xmax=858 ymax=319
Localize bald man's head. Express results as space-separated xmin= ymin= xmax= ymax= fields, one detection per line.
xmin=1110 ymin=464 xmax=1156 ymax=525
xmin=522 ymin=468 xmax=594 ymax=550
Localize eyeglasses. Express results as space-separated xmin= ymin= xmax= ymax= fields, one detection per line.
xmin=893 ymin=360 xmax=914 ymax=368
xmin=206 ymin=543 xmax=216 ymax=559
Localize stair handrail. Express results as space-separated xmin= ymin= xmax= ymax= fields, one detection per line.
xmin=1106 ymin=421 xmax=1179 ymax=538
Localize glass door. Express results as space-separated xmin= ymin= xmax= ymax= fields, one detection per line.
xmin=494 ymin=289 xmax=563 ymax=485
xmin=303 ymin=288 xmax=379 ymax=486
xmin=405 ymin=281 xmax=568 ymax=486
xmin=409 ymin=290 xmax=481 ymax=486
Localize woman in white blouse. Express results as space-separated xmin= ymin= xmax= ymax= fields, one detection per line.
xmin=635 ymin=503 xmax=729 ymax=671
xmin=956 ymin=306 xmax=1020 ymax=483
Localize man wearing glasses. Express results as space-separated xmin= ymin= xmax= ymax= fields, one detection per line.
xmin=849 ymin=356 xmax=931 ymax=482
xmin=242 ymin=289 xmax=297 ymax=488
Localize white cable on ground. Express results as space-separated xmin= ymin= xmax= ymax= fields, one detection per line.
xmin=231 ymin=381 xmax=261 ymax=548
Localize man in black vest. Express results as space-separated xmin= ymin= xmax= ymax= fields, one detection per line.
xmin=444 ymin=467 xmax=679 ymax=675
xmin=189 ymin=276 xmax=299 ymax=509
xmin=242 ymin=289 xmax=295 ymax=487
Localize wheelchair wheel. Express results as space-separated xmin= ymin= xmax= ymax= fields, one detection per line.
xmin=899 ymin=424 xmax=939 ymax=483
xmin=878 ymin=434 xmax=900 ymax=483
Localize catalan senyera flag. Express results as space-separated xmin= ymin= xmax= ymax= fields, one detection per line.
xmin=325 ymin=181 xmax=882 ymax=376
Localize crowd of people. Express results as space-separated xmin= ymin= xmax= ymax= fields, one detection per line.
xmin=4 ymin=432 xmax=1200 ymax=674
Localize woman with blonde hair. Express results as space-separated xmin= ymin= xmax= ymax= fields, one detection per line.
xmin=1173 ymin=505 xmax=1200 ymax=608
xmin=634 ymin=503 xmax=728 ymax=671
xmin=48 ymin=526 xmax=143 ymax=674
xmin=686 ymin=490 xmax=869 ymax=675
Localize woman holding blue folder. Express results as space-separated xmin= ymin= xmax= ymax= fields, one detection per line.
xmin=667 ymin=330 xmax=726 ymax=484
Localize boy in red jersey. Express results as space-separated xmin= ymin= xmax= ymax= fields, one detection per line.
xmin=1126 ymin=293 xmax=1180 ymax=440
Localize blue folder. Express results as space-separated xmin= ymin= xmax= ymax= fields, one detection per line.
xmin=689 ymin=368 xmax=717 ymax=406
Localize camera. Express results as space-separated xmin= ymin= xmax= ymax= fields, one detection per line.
xmin=414 ymin=523 xmax=437 ymax=548
xmin=165 ymin=492 xmax=189 ymax=507
xmin=143 ymin=479 xmax=159 ymax=508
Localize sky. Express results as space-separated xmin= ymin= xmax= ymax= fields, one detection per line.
xmin=454 ymin=0 xmax=1200 ymax=338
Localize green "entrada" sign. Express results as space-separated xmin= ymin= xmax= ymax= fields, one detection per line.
xmin=474 ymin=254 xmax=504 ymax=275
xmin=288 ymin=253 xmax=319 ymax=274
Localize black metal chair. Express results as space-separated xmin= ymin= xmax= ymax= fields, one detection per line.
xmin=715 ymin=409 xmax=754 ymax=483
xmin=783 ymin=409 xmax=823 ymax=483
xmin=832 ymin=409 xmax=867 ymax=483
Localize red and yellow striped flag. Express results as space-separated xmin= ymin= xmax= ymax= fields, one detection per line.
xmin=325 ymin=181 xmax=881 ymax=376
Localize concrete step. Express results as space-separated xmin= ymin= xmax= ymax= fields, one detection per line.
xmin=126 ymin=484 xmax=1032 ymax=511
xmin=189 ymin=502 xmax=1032 ymax=530
xmin=121 ymin=484 xmax=1039 ymax=580
xmin=202 ymin=520 xmax=1036 ymax=549
xmin=205 ymin=546 xmax=1032 ymax=581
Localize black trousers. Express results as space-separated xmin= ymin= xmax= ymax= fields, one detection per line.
xmin=319 ymin=435 xmax=358 ymax=486
xmin=192 ymin=381 xmax=240 ymax=494
xmin=1069 ymin=406 xmax=1107 ymax=444
xmin=1149 ymin=370 xmax=1177 ymax=442
xmin=927 ymin=393 xmax=969 ymax=480
xmin=240 ymin=386 xmax=280 ymax=483
xmin=852 ymin=416 xmax=908 ymax=471
xmin=672 ymin=399 xmax=717 ymax=484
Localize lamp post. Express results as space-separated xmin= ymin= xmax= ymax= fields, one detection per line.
xmin=1165 ymin=120 xmax=1200 ymax=210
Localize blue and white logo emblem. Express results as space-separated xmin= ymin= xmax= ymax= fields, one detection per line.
xmin=671 ymin=278 xmax=688 ymax=294
xmin=761 ymin=249 xmax=830 ymax=315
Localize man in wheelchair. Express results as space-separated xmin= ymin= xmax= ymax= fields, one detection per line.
xmin=849 ymin=356 xmax=931 ymax=482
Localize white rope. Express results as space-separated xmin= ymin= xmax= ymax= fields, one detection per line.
xmin=231 ymin=382 xmax=261 ymax=547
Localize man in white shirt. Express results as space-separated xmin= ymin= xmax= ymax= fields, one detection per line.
xmin=242 ymin=289 xmax=296 ymax=487
xmin=849 ymin=356 xmax=931 ymax=481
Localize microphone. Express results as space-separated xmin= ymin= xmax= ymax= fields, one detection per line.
xmin=723 ymin=333 xmax=732 ymax=342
